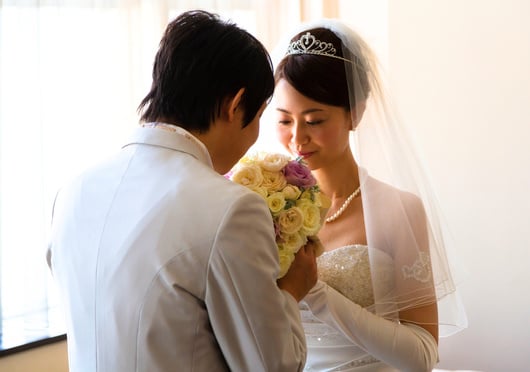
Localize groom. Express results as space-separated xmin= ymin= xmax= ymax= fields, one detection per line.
xmin=47 ymin=9 xmax=317 ymax=372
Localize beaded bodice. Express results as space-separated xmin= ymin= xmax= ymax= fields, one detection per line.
xmin=317 ymin=245 xmax=375 ymax=308
xmin=301 ymin=245 xmax=395 ymax=349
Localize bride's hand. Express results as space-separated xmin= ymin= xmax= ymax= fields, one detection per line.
xmin=277 ymin=241 xmax=318 ymax=302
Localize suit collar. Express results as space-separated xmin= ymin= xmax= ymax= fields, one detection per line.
xmin=123 ymin=125 xmax=213 ymax=168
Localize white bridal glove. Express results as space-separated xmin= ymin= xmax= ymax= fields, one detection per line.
xmin=304 ymin=281 xmax=439 ymax=372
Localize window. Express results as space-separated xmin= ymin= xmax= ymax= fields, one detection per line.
xmin=0 ymin=0 xmax=276 ymax=353
xmin=0 ymin=0 xmax=388 ymax=353
xmin=0 ymin=2 xmax=150 ymax=351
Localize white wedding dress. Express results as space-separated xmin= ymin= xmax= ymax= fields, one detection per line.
xmin=301 ymin=245 xmax=397 ymax=372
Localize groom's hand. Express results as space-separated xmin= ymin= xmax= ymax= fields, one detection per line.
xmin=277 ymin=241 xmax=318 ymax=302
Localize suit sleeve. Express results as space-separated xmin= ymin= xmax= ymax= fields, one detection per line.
xmin=205 ymin=192 xmax=306 ymax=372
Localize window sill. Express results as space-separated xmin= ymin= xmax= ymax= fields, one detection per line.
xmin=0 ymin=306 xmax=66 ymax=357
xmin=0 ymin=333 xmax=66 ymax=357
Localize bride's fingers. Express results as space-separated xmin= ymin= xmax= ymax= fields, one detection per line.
xmin=301 ymin=240 xmax=316 ymax=256
xmin=307 ymin=242 xmax=317 ymax=256
xmin=298 ymin=241 xmax=315 ymax=256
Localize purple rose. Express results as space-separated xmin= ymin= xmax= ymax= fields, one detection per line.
xmin=283 ymin=160 xmax=316 ymax=188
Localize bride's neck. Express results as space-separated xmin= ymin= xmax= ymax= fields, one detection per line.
xmin=313 ymin=156 xmax=359 ymax=199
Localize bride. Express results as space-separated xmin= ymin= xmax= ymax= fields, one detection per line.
xmin=267 ymin=19 xmax=467 ymax=371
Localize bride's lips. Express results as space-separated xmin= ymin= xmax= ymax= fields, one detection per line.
xmin=295 ymin=151 xmax=315 ymax=159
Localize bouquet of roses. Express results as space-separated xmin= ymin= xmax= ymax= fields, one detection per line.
xmin=228 ymin=152 xmax=329 ymax=278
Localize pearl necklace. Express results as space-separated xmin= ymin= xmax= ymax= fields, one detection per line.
xmin=325 ymin=185 xmax=361 ymax=223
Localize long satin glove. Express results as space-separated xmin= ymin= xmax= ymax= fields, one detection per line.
xmin=304 ymin=281 xmax=439 ymax=372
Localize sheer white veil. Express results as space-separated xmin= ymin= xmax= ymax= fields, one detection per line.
xmin=266 ymin=19 xmax=467 ymax=337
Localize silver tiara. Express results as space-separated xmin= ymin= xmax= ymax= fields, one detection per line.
xmin=286 ymin=32 xmax=351 ymax=62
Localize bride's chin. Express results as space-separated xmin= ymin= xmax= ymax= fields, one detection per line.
xmin=303 ymin=159 xmax=319 ymax=171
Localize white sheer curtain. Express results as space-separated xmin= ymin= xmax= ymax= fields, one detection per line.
xmin=0 ymin=0 xmax=164 ymax=348
xmin=0 ymin=0 xmax=385 ymax=348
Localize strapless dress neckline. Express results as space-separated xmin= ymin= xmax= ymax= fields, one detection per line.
xmin=317 ymin=244 xmax=375 ymax=308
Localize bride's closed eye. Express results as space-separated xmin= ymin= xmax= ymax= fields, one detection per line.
xmin=306 ymin=119 xmax=324 ymax=125
xmin=276 ymin=116 xmax=292 ymax=125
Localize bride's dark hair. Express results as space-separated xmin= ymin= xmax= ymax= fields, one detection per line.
xmin=274 ymin=27 xmax=370 ymax=111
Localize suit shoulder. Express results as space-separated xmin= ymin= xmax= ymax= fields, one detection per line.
xmin=195 ymin=171 xmax=267 ymax=209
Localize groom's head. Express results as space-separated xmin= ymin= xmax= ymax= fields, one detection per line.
xmin=138 ymin=10 xmax=274 ymax=133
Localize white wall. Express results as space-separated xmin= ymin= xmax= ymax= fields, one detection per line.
xmin=388 ymin=1 xmax=530 ymax=371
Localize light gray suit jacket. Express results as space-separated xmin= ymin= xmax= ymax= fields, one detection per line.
xmin=47 ymin=126 xmax=306 ymax=371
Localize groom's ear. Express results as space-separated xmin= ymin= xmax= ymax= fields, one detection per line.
xmin=222 ymin=88 xmax=245 ymax=123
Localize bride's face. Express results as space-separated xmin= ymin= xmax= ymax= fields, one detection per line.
xmin=273 ymin=79 xmax=352 ymax=170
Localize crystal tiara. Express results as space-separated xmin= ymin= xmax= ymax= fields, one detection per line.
xmin=286 ymin=32 xmax=352 ymax=63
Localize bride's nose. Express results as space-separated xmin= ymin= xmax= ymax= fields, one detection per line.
xmin=291 ymin=122 xmax=309 ymax=146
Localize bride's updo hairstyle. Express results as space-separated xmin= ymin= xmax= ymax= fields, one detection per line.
xmin=274 ymin=27 xmax=370 ymax=113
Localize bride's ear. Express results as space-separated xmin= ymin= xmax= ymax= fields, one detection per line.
xmin=224 ymin=88 xmax=245 ymax=122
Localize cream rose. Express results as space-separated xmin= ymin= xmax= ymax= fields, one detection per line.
xmin=261 ymin=170 xmax=287 ymax=193
xmin=299 ymin=189 xmax=313 ymax=200
xmin=258 ymin=152 xmax=290 ymax=172
xmin=231 ymin=163 xmax=263 ymax=189
xmin=277 ymin=250 xmax=295 ymax=279
xmin=267 ymin=192 xmax=286 ymax=215
xmin=277 ymin=207 xmax=304 ymax=235
xmin=296 ymin=198 xmax=322 ymax=236
xmin=282 ymin=184 xmax=302 ymax=200
xmin=279 ymin=231 xmax=307 ymax=255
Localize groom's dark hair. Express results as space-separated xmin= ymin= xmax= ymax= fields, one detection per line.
xmin=138 ymin=10 xmax=274 ymax=132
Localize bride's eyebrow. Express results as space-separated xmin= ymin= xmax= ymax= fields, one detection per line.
xmin=276 ymin=108 xmax=324 ymax=114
